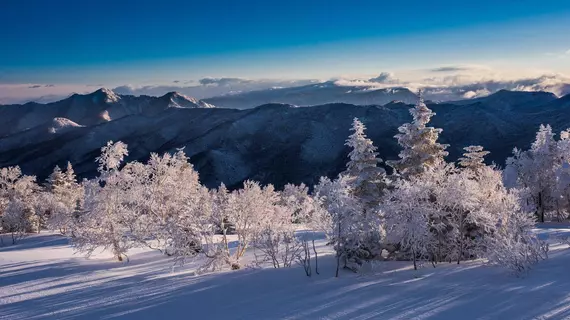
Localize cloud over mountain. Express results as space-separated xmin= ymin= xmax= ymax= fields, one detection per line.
xmin=2 ymin=69 xmax=570 ymax=106
xmin=112 ymin=78 xmax=321 ymax=99
xmin=198 ymin=77 xmax=253 ymax=86
xmin=368 ymin=72 xmax=398 ymax=83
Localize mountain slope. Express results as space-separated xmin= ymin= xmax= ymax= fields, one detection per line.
xmin=1 ymin=91 xmax=569 ymax=189
xmin=0 ymin=88 xmax=215 ymax=137
xmin=203 ymin=82 xmax=419 ymax=109
xmin=450 ymin=90 xmax=558 ymax=109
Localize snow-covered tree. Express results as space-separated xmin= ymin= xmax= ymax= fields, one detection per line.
xmin=121 ymin=150 xmax=207 ymax=257
xmin=225 ymin=180 xmax=278 ymax=268
xmin=314 ymin=175 xmax=362 ymax=276
xmin=459 ymin=145 xmax=490 ymax=173
xmin=280 ymin=183 xmax=324 ymax=274
xmin=504 ymin=125 xmax=558 ymax=222
xmin=384 ymin=162 xmax=455 ymax=266
xmin=0 ymin=166 xmax=39 ymax=244
xmin=486 ymin=189 xmax=548 ymax=275
xmin=387 ymin=93 xmax=449 ymax=178
xmin=344 ymin=118 xmax=388 ymax=202
xmin=384 ymin=149 xmax=548 ymax=273
xmin=253 ymin=200 xmax=301 ymax=269
xmin=45 ymin=163 xmax=83 ymax=234
xmin=444 ymin=166 xmax=502 ymax=264
xmin=71 ymin=141 xmax=131 ymax=261
xmin=553 ymin=129 xmax=570 ymax=220
xmin=280 ymin=183 xmax=314 ymax=223
xmin=383 ymin=178 xmax=431 ymax=270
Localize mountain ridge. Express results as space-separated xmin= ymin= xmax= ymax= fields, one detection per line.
xmin=2 ymin=89 xmax=570 ymax=189
xmin=0 ymin=88 xmax=215 ymax=138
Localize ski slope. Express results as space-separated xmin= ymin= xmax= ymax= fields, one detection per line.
xmin=1 ymin=226 xmax=570 ymax=320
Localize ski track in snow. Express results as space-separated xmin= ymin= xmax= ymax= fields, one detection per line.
xmin=1 ymin=227 xmax=570 ymax=320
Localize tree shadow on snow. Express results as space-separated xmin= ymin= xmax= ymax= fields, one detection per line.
xmin=2 ymin=239 xmax=570 ymax=319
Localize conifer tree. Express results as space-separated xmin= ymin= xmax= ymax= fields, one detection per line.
xmin=458 ymin=145 xmax=490 ymax=173
xmin=342 ymin=118 xmax=388 ymax=267
xmin=388 ymin=92 xmax=449 ymax=178
xmin=46 ymin=163 xmax=82 ymax=234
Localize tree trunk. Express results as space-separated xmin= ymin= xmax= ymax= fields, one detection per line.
xmin=335 ymin=222 xmax=341 ymax=278
xmin=538 ymin=192 xmax=545 ymax=223
xmin=312 ymin=238 xmax=319 ymax=275
xmin=412 ymin=248 xmax=417 ymax=270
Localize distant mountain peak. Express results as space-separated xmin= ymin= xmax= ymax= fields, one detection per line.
xmin=92 ymin=88 xmax=120 ymax=103
xmin=160 ymin=91 xmax=215 ymax=109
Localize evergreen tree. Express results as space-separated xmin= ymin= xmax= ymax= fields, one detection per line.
xmin=47 ymin=166 xmax=65 ymax=189
xmin=46 ymin=163 xmax=82 ymax=233
xmin=341 ymin=118 xmax=388 ymax=268
xmin=458 ymin=145 xmax=490 ymax=173
xmin=344 ymin=117 xmax=388 ymax=202
xmin=388 ymin=92 xmax=449 ymax=178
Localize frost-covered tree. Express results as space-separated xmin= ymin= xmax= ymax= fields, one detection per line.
xmin=45 ymin=163 xmax=83 ymax=234
xmin=0 ymin=166 xmax=39 ymax=244
xmin=384 ymin=151 xmax=547 ymax=271
xmin=280 ymin=183 xmax=314 ymax=223
xmin=344 ymin=118 xmax=388 ymax=202
xmin=553 ymin=129 xmax=570 ymax=219
xmin=225 ymin=180 xmax=278 ymax=268
xmin=121 ymin=149 xmax=207 ymax=258
xmin=314 ymin=175 xmax=361 ymax=276
xmin=309 ymin=118 xmax=388 ymax=271
xmin=280 ymin=183 xmax=324 ymax=273
xmin=71 ymin=141 xmax=131 ymax=261
xmin=387 ymin=93 xmax=449 ymax=178
xmin=384 ymin=162 xmax=456 ymax=266
xmin=253 ymin=200 xmax=301 ymax=269
xmin=203 ymin=183 xmax=233 ymax=270
xmin=459 ymin=145 xmax=490 ymax=173
xmin=383 ymin=178 xmax=431 ymax=270
xmin=504 ymin=125 xmax=558 ymax=222
xmin=444 ymin=165 xmax=505 ymax=264
xmin=486 ymin=189 xmax=548 ymax=275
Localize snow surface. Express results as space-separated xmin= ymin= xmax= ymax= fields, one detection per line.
xmin=1 ymin=227 xmax=570 ymax=320
xmin=48 ymin=118 xmax=84 ymax=134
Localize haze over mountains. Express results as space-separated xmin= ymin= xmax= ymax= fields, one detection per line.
xmin=198 ymin=74 xmax=570 ymax=109
xmin=4 ymin=73 xmax=570 ymax=107
xmin=1 ymin=86 xmax=569 ymax=189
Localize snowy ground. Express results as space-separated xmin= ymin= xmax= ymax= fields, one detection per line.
xmin=1 ymin=227 xmax=570 ymax=320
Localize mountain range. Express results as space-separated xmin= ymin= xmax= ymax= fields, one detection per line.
xmin=0 ymin=88 xmax=569 ymax=189
xmin=202 ymin=82 xmax=420 ymax=109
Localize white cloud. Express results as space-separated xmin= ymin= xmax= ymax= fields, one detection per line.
xmin=0 ymin=84 xmax=93 ymax=104
xmin=113 ymin=78 xmax=320 ymax=99
xmin=368 ymin=72 xmax=399 ymax=83
xmin=462 ymin=89 xmax=491 ymax=99
xmin=2 ymin=70 xmax=569 ymax=105
xmin=333 ymin=71 xmax=570 ymax=101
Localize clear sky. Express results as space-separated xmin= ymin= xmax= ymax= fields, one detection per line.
xmin=1 ymin=0 xmax=570 ymax=91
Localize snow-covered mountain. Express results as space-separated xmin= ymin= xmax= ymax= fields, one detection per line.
xmin=200 ymin=75 xmax=570 ymax=109
xmin=203 ymin=82 xmax=419 ymax=109
xmin=0 ymin=88 xmax=214 ymax=137
xmin=1 ymin=89 xmax=570 ymax=189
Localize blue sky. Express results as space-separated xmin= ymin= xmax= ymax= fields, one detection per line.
xmin=1 ymin=0 xmax=570 ymax=97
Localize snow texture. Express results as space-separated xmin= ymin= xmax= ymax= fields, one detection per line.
xmin=1 ymin=226 xmax=569 ymax=319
